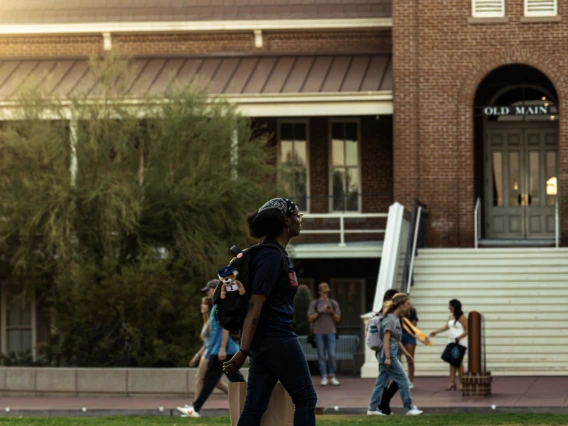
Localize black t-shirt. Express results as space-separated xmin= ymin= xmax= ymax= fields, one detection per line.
xmin=251 ymin=238 xmax=298 ymax=338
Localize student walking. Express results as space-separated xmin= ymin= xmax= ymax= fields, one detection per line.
xmin=401 ymin=303 xmax=419 ymax=389
xmin=176 ymin=297 xmax=245 ymax=417
xmin=223 ymin=198 xmax=317 ymax=426
xmin=188 ymin=295 xmax=228 ymax=400
xmin=374 ymin=289 xmax=399 ymax=415
xmin=367 ymin=293 xmax=423 ymax=416
xmin=430 ymin=299 xmax=468 ymax=391
xmin=307 ymin=282 xmax=341 ymax=386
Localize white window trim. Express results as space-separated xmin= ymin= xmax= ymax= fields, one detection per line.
xmin=472 ymin=0 xmax=505 ymax=18
xmin=328 ymin=118 xmax=362 ymax=213
xmin=524 ymin=0 xmax=557 ymax=17
xmin=277 ymin=119 xmax=311 ymax=213
xmin=0 ymin=283 xmax=37 ymax=358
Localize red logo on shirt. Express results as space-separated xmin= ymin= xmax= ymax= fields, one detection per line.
xmin=289 ymin=272 xmax=298 ymax=288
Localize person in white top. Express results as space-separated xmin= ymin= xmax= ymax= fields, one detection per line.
xmin=429 ymin=299 xmax=468 ymax=391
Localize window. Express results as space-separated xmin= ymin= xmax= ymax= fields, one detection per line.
xmin=1 ymin=286 xmax=35 ymax=356
xmin=472 ymin=0 xmax=505 ymax=17
xmin=525 ymin=0 xmax=557 ymax=17
xmin=278 ymin=121 xmax=308 ymax=212
xmin=330 ymin=121 xmax=360 ymax=212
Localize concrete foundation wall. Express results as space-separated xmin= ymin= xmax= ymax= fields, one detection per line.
xmin=0 ymin=367 xmax=249 ymax=397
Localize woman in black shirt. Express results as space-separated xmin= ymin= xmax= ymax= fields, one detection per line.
xmin=223 ymin=198 xmax=317 ymax=426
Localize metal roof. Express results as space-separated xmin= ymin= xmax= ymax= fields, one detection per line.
xmin=0 ymin=1 xmax=392 ymax=24
xmin=0 ymin=54 xmax=392 ymax=99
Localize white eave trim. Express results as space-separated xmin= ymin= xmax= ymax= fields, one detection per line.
xmin=0 ymin=91 xmax=393 ymax=119
xmin=226 ymin=91 xmax=393 ymax=117
xmin=289 ymin=242 xmax=383 ymax=259
xmin=0 ymin=18 xmax=392 ymax=36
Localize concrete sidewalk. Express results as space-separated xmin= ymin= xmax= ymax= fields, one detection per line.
xmin=1 ymin=376 xmax=567 ymax=417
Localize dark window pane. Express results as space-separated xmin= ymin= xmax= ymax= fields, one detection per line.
xmin=294 ymin=123 xmax=306 ymax=141
xmin=280 ymin=122 xmax=293 ymax=141
xmin=332 ymin=169 xmax=345 ymax=211
xmin=332 ymin=122 xmax=344 ymax=141
xmin=345 ymin=122 xmax=357 ymax=142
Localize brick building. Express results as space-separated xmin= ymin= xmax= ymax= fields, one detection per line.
xmin=393 ymin=0 xmax=565 ymax=246
xmin=0 ymin=0 xmax=394 ymax=360
xmin=0 ymin=0 xmax=566 ymax=373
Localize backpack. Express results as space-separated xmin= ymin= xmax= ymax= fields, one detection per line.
xmin=366 ymin=312 xmax=384 ymax=353
xmin=213 ymin=243 xmax=288 ymax=333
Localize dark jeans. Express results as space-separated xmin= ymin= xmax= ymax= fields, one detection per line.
xmin=193 ymin=354 xmax=245 ymax=413
xmin=237 ymin=335 xmax=318 ymax=426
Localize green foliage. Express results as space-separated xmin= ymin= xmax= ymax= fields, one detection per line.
xmin=293 ymin=284 xmax=313 ymax=335
xmin=0 ymin=349 xmax=49 ymax=367
xmin=0 ymin=54 xmax=276 ymax=366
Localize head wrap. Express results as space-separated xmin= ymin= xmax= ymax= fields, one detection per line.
xmin=256 ymin=198 xmax=297 ymax=217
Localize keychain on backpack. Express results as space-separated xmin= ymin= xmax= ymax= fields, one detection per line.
xmin=217 ymin=266 xmax=246 ymax=299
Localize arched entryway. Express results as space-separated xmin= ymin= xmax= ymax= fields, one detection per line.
xmin=474 ymin=65 xmax=559 ymax=240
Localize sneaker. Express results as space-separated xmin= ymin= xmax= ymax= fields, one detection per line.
xmin=406 ymin=406 xmax=423 ymax=416
xmin=176 ymin=406 xmax=201 ymax=417
xmin=367 ymin=409 xmax=386 ymax=416
xmin=320 ymin=377 xmax=329 ymax=386
xmin=409 ymin=382 xmax=415 ymax=389
xmin=329 ymin=377 xmax=340 ymax=386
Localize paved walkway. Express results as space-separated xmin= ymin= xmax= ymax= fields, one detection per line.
xmin=1 ymin=376 xmax=567 ymax=416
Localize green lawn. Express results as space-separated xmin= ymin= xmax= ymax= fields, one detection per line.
xmin=0 ymin=415 xmax=568 ymax=426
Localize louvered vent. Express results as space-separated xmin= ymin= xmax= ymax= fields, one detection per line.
xmin=472 ymin=0 xmax=505 ymax=17
xmin=525 ymin=0 xmax=557 ymax=16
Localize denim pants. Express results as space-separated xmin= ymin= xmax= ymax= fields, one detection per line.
xmin=237 ymin=335 xmax=317 ymax=426
xmin=368 ymin=343 xmax=413 ymax=412
xmin=314 ymin=333 xmax=336 ymax=377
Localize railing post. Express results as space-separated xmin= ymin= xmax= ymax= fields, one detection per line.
xmin=407 ymin=206 xmax=422 ymax=292
xmin=556 ymin=196 xmax=560 ymax=249
xmin=338 ymin=215 xmax=346 ymax=247
xmin=474 ymin=198 xmax=480 ymax=249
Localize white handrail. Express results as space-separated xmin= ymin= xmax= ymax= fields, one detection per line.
xmin=301 ymin=212 xmax=388 ymax=247
xmin=556 ymin=196 xmax=560 ymax=249
xmin=406 ymin=206 xmax=422 ymax=294
xmin=474 ymin=197 xmax=481 ymax=249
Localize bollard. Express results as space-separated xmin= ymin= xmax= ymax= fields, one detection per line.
xmin=468 ymin=311 xmax=482 ymax=374
xmin=461 ymin=311 xmax=492 ymax=397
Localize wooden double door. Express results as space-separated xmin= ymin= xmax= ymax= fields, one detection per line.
xmin=484 ymin=123 xmax=558 ymax=239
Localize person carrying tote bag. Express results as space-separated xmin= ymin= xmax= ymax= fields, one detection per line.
xmin=429 ymin=299 xmax=469 ymax=391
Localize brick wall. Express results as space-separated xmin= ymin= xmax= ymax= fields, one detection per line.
xmin=0 ymin=30 xmax=391 ymax=58
xmin=393 ymin=0 xmax=568 ymax=247
xmin=266 ymin=30 xmax=391 ymax=53
xmin=0 ymin=36 xmax=102 ymax=57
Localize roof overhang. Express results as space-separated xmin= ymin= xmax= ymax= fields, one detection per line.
xmin=229 ymin=92 xmax=392 ymax=117
xmin=0 ymin=92 xmax=393 ymax=120
xmin=289 ymin=241 xmax=383 ymax=259
xmin=0 ymin=54 xmax=393 ymax=118
xmin=0 ymin=18 xmax=392 ymax=36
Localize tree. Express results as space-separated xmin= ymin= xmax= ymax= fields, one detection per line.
xmin=0 ymin=55 xmax=276 ymax=366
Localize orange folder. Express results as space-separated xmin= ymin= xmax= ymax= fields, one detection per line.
xmin=402 ymin=317 xmax=432 ymax=346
